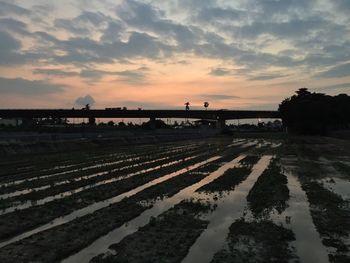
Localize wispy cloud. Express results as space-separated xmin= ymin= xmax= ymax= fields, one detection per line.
xmin=0 ymin=77 xmax=65 ymax=95
xmin=248 ymin=73 xmax=287 ymax=81
xmin=33 ymin=67 xmax=149 ymax=84
xmin=209 ymin=68 xmax=233 ymax=76
xmin=200 ymin=94 xmax=240 ymax=100
xmin=317 ymin=83 xmax=350 ymax=91
xmin=318 ymin=63 xmax=350 ymax=78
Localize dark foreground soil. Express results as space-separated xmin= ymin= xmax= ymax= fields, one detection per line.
xmin=92 ymin=200 xmax=212 ymax=263
xmin=211 ymin=219 xmax=296 ymax=263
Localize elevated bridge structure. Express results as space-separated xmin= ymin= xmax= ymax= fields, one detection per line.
xmin=0 ymin=109 xmax=281 ymax=128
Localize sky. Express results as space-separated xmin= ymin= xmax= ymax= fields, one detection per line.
xmin=0 ymin=0 xmax=349 ymax=110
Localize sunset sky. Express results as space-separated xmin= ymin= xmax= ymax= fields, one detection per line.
xmin=0 ymin=0 xmax=349 ymax=110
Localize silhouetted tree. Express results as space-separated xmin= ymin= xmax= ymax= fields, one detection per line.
xmin=118 ymin=121 xmax=126 ymax=127
xmin=185 ymin=102 xmax=190 ymax=111
xmin=279 ymin=88 xmax=350 ymax=135
xmin=204 ymin=102 xmax=209 ymax=110
xmin=142 ymin=119 xmax=169 ymax=129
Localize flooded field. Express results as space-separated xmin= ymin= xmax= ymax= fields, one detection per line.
xmin=0 ymin=136 xmax=349 ymax=262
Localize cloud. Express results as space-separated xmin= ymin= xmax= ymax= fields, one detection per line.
xmin=54 ymin=11 xmax=109 ymax=36
xmin=80 ymin=68 xmax=148 ymax=83
xmin=0 ymin=30 xmax=37 ymax=65
xmin=35 ymin=30 xmax=173 ymax=65
xmin=200 ymin=94 xmax=240 ymax=100
xmin=209 ymin=68 xmax=233 ymax=76
xmin=76 ymin=11 xmax=107 ymax=26
xmin=113 ymin=69 xmax=148 ymax=84
xmin=100 ymin=21 xmax=124 ymax=43
xmin=0 ymin=18 xmax=29 ymax=36
xmin=0 ymin=0 xmax=349 ymax=88
xmin=194 ymin=6 xmax=243 ymax=23
xmin=33 ymin=68 xmax=79 ymax=77
xmin=75 ymin=95 xmax=95 ymax=106
xmin=318 ymin=83 xmax=350 ymax=92
xmin=238 ymin=18 xmax=330 ymax=40
xmin=0 ymin=1 xmax=30 ymax=16
xmin=318 ymin=63 xmax=350 ymax=78
xmin=0 ymin=30 xmax=21 ymax=51
xmin=332 ymin=0 xmax=350 ymax=12
xmin=54 ymin=19 xmax=90 ymax=35
xmin=0 ymin=77 xmax=65 ymax=95
xmin=33 ymin=67 xmax=148 ymax=83
xmin=248 ymin=73 xmax=287 ymax=81
xmin=116 ymin=0 xmax=197 ymax=48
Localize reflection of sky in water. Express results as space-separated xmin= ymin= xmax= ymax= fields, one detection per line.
xmin=182 ymin=156 xmax=272 ymax=263
xmin=0 ymin=144 xmax=195 ymax=188
xmin=318 ymin=177 xmax=350 ymax=200
xmin=0 ymin=153 xmax=200 ymax=215
xmin=274 ymin=167 xmax=330 ymax=263
xmin=0 ymin=156 xmax=218 ymax=249
xmin=62 ymin=155 xmax=246 ymax=263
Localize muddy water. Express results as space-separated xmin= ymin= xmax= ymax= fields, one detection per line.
xmin=319 ymin=177 xmax=350 ymax=200
xmin=0 ymin=156 xmax=220 ymax=249
xmin=0 ymin=155 xmax=137 ymax=188
xmin=0 ymin=185 xmax=51 ymax=200
xmin=0 ymin=155 xmax=200 ymax=215
xmin=3 ymin=143 xmax=197 ymax=177
xmin=271 ymin=142 xmax=282 ymax=148
xmin=0 ymin=153 xmax=183 ymax=200
xmin=62 ymin=155 xmax=246 ymax=263
xmin=0 ymin=145 xmax=197 ymax=188
xmin=181 ymin=155 xmax=272 ymax=263
xmin=275 ymin=165 xmax=330 ymax=263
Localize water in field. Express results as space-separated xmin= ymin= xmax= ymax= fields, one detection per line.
xmin=62 ymin=155 xmax=245 ymax=263
xmin=0 ymin=156 xmax=218 ymax=249
xmin=182 ymin=156 xmax=272 ymax=263
xmin=1 ymin=138 xmax=349 ymax=263
xmin=279 ymin=168 xmax=330 ymax=263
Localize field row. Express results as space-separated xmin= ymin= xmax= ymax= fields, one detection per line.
xmin=0 ymin=138 xmax=348 ymax=262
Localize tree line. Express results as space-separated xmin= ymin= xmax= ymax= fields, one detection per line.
xmin=279 ymin=88 xmax=350 ymax=135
